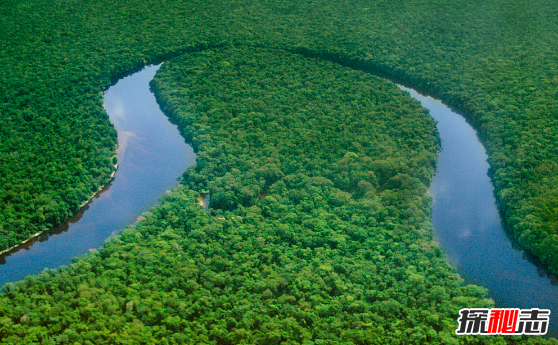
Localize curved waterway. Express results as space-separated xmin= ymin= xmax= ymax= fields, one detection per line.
xmin=0 ymin=65 xmax=196 ymax=287
xmin=1 ymin=63 xmax=556 ymax=336
xmin=399 ymin=85 xmax=558 ymax=336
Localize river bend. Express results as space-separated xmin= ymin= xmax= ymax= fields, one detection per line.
xmin=0 ymin=64 xmax=556 ymax=336
xmin=0 ymin=65 xmax=196 ymax=286
xmin=399 ymin=85 xmax=558 ymax=336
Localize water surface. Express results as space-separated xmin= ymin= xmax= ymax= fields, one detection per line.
xmin=399 ymin=85 xmax=558 ymax=336
xmin=1 ymin=64 xmax=555 ymax=337
xmin=0 ymin=65 xmax=195 ymax=286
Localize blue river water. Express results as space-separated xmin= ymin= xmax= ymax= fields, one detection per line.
xmin=0 ymin=64 xmax=555 ymax=337
xmin=399 ymin=85 xmax=558 ymax=337
xmin=0 ymin=65 xmax=196 ymax=286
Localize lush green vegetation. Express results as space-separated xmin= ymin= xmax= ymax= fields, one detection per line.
xmin=0 ymin=0 xmax=557 ymax=342
xmin=1 ymin=0 xmax=557 ymax=273
xmin=1 ymin=0 xmax=557 ymax=274
xmin=0 ymin=47 xmax=547 ymax=344
xmin=0 ymin=0 xmax=225 ymax=251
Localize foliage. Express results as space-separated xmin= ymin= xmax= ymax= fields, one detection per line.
xmin=0 ymin=0 xmax=557 ymax=274
xmin=0 ymin=0 xmax=557 ymax=342
xmin=2 ymin=47 xmax=548 ymax=343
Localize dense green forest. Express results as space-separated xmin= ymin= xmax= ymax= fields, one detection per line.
xmin=0 ymin=0 xmax=557 ymax=343
xmin=0 ymin=47 xmax=549 ymax=344
xmin=1 ymin=0 xmax=557 ymax=273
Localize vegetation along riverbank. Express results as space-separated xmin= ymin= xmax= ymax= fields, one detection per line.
xmin=1 ymin=0 xmax=557 ymax=343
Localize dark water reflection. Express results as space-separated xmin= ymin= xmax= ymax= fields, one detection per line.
xmin=0 ymin=65 xmax=196 ymax=286
xmin=399 ymin=85 xmax=558 ymax=337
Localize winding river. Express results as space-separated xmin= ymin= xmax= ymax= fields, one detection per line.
xmin=399 ymin=85 xmax=558 ymax=336
xmin=0 ymin=65 xmax=196 ymax=287
xmin=0 ymin=64 xmax=556 ymax=336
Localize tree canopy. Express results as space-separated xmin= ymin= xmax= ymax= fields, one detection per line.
xmin=1 ymin=0 xmax=558 ymax=343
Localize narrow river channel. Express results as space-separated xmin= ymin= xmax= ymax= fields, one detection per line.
xmin=399 ymin=85 xmax=558 ymax=336
xmin=0 ymin=65 xmax=196 ymax=287
xmin=0 ymin=64 xmax=555 ymax=337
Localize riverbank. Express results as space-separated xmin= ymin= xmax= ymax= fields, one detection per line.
xmin=0 ymin=162 xmax=118 ymax=258
xmin=400 ymin=85 xmax=558 ymax=337
xmin=0 ymin=65 xmax=196 ymax=286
